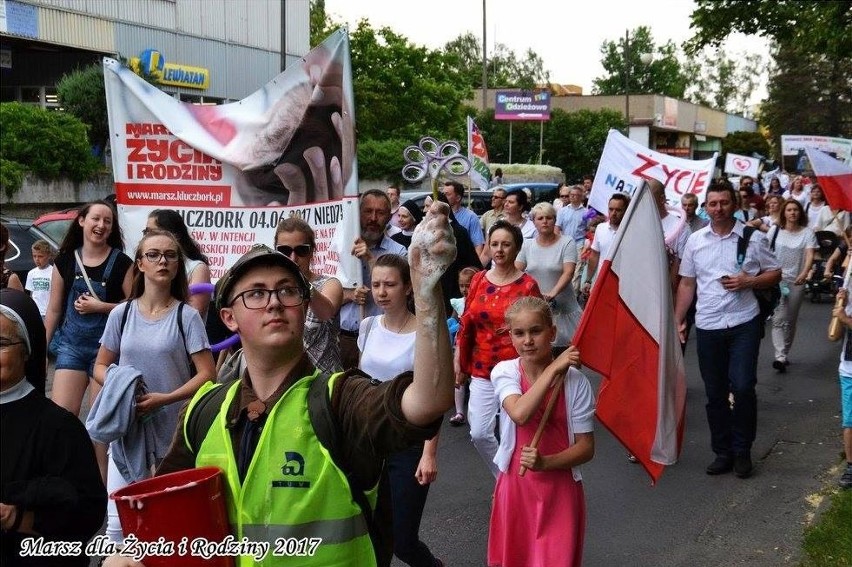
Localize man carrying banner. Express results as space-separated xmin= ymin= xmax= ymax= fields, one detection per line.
xmin=675 ymin=180 xmax=781 ymax=479
xmin=339 ymin=190 xmax=408 ymax=370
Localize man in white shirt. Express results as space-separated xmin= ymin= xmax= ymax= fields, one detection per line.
xmin=674 ymin=180 xmax=781 ymax=479
xmin=582 ymin=193 xmax=629 ymax=294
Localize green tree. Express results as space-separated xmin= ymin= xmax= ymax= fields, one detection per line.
xmin=686 ymin=0 xmax=851 ymax=60
xmin=0 ymin=102 xmax=100 ymax=196
xmin=443 ymin=32 xmax=550 ymax=89
xmin=683 ymin=48 xmax=764 ymax=115
xmin=686 ymin=0 xmax=852 ymax=137
xmin=349 ymin=21 xmax=472 ymax=143
xmin=309 ymin=0 xmax=337 ymax=48
xmin=761 ymin=41 xmax=852 ymax=141
xmin=721 ymin=131 xmax=771 ymax=160
xmin=592 ymin=27 xmax=690 ymax=99
xmin=56 ymin=63 xmax=109 ymax=155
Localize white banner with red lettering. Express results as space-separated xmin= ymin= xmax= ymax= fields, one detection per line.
xmin=104 ymin=30 xmax=362 ymax=285
xmin=723 ymin=152 xmax=761 ymax=178
xmin=588 ymin=130 xmax=717 ymax=214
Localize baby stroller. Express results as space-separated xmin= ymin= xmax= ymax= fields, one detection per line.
xmin=806 ymin=230 xmax=841 ymax=303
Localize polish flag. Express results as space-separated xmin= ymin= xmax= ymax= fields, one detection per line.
xmin=806 ymin=148 xmax=852 ymax=211
xmin=572 ymin=183 xmax=687 ymax=483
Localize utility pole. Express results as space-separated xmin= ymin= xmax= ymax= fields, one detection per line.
xmin=481 ymin=0 xmax=487 ymax=111
xmin=624 ymin=29 xmax=630 ymax=136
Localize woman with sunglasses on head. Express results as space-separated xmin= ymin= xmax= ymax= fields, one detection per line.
xmin=275 ymin=217 xmax=344 ymax=372
xmin=92 ymin=229 xmax=216 ymax=544
xmin=146 ymin=209 xmax=211 ymax=321
xmin=45 ymin=199 xmax=134 ymax=417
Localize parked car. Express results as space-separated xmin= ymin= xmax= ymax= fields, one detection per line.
xmin=501 ymin=182 xmax=561 ymax=206
xmin=1 ymin=216 xmax=58 ymax=284
xmin=33 ymin=207 xmax=79 ymax=246
xmin=400 ymin=190 xmax=495 ymax=217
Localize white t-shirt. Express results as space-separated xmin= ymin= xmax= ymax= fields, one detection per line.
xmin=591 ymin=222 xmax=618 ymax=272
xmin=491 ymin=359 xmax=595 ymax=481
xmin=357 ymin=315 xmax=416 ymax=382
xmin=782 ymin=188 xmax=810 ymax=207
xmin=770 ymin=226 xmax=818 ymax=282
xmin=804 ymin=202 xmax=826 ymax=228
xmin=517 ymin=236 xmax=581 ymax=346
xmin=25 ymin=265 xmax=53 ymax=316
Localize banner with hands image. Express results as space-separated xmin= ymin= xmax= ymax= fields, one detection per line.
xmin=588 ymin=130 xmax=716 ymax=214
xmin=104 ymin=30 xmax=361 ymax=283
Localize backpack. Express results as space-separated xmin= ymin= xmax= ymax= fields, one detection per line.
xmin=183 ymin=366 xmax=379 ymax=556
xmin=736 ymin=226 xmax=782 ymax=326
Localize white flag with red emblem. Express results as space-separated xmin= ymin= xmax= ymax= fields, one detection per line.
xmin=467 ymin=116 xmax=492 ymax=189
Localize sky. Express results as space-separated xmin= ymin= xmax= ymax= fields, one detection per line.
xmin=323 ymin=0 xmax=771 ymax=105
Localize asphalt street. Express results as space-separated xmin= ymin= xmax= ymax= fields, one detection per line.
xmin=410 ymin=298 xmax=844 ymax=567
xmin=59 ymin=297 xmax=842 ymax=567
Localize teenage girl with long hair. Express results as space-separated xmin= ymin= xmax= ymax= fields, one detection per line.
xmin=45 ymin=200 xmax=134 ymax=416
xmin=92 ymin=228 xmax=215 ymax=543
xmin=146 ymin=209 xmax=211 ymax=320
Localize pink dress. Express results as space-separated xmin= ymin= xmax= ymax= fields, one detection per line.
xmin=487 ymin=371 xmax=586 ymax=567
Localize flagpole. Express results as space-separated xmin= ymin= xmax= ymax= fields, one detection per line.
xmin=518 ymin=385 xmax=561 ymax=477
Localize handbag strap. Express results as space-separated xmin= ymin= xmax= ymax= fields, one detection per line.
xmin=73 ymin=249 xmax=98 ymax=297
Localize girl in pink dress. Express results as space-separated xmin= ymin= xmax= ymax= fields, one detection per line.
xmin=488 ymin=297 xmax=596 ymax=567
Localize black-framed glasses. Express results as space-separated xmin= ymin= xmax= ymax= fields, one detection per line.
xmin=276 ymin=244 xmax=312 ymax=258
xmin=559 ymin=194 xmax=571 ymax=198
xmin=0 ymin=338 xmax=25 ymax=351
xmin=230 ymin=286 xmax=306 ymax=309
xmin=143 ymin=250 xmax=180 ymax=263
xmin=491 ymin=195 xmax=504 ymax=200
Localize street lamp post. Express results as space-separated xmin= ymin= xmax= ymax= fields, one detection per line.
xmin=624 ymin=29 xmax=653 ymax=139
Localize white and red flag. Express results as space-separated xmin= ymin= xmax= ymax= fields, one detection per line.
xmin=467 ymin=116 xmax=491 ymax=189
xmin=805 ymin=148 xmax=852 ymax=211
xmin=572 ymin=183 xmax=687 ymax=483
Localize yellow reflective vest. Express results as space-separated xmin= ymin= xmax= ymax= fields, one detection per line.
xmin=184 ymin=372 xmax=377 ymax=566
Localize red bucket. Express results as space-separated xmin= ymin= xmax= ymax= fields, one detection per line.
xmin=111 ymin=466 xmax=233 ymax=566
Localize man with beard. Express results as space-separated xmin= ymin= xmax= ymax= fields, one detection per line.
xmin=338 ymin=190 xmax=407 ymax=369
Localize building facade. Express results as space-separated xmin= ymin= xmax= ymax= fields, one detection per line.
xmin=0 ymin=0 xmax=309 ymax=108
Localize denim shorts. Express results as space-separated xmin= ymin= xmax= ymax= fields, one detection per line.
xmin=841 ymin=374 xmax=852 ymax=428
xmin=52 ymin=333 xmax=100 ymax=376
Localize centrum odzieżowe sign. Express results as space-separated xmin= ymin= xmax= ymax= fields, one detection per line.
xmin=494 ymin=90 xmax=551 ymax=121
